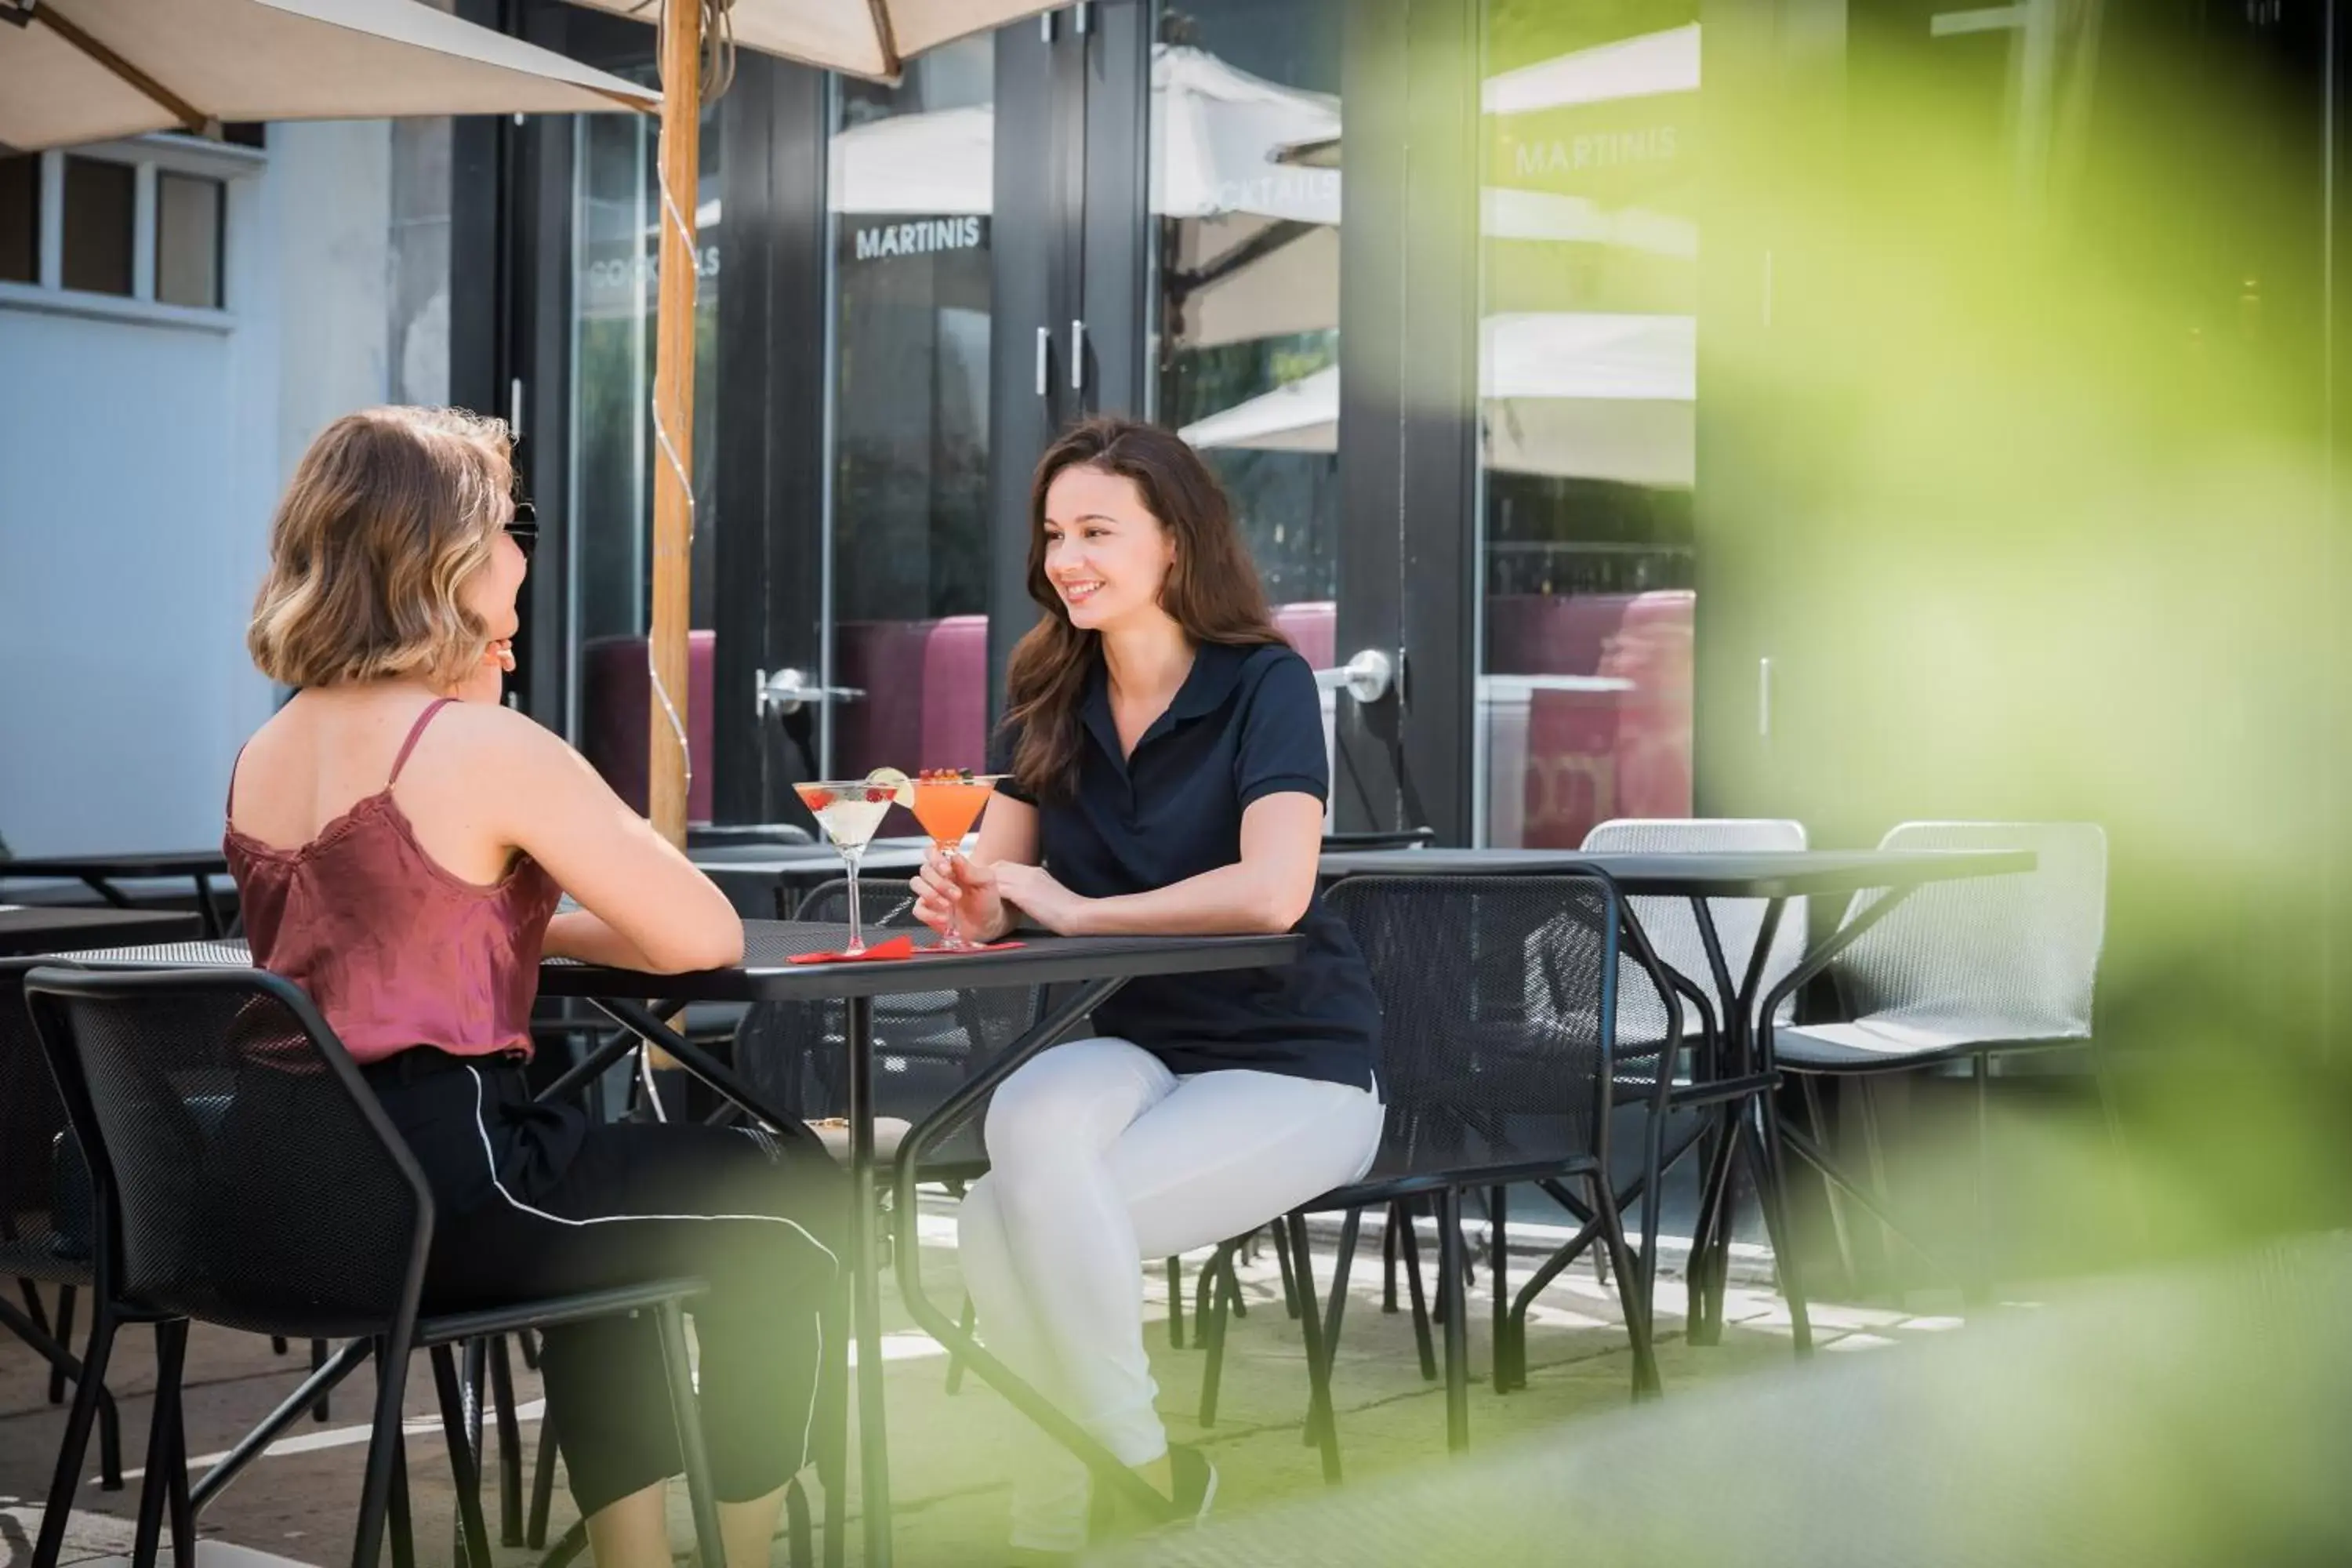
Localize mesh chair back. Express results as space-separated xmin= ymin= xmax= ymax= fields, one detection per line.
xmin=1582 ymin=818 xmax=1809 ymax=1028
xmin=1327 ymin=876 xmax=1673 ymax=1189
xmin=24 ymin=967 xmax=429 ymax=1339
xmin=733 ymin=879 xmax=1038 ymax=1169
xmin=0 ymin=958 xmax=90 ymax=1281
xmin=1832 ymin=822 xmax=2107 ymax=1044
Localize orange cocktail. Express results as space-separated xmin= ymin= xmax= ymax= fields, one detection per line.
xmin=910 ymin=771 xmax=1003 ymax=949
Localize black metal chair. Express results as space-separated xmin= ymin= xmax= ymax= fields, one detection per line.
xmin=1189 ymin=874 xmax=1697 ymax=1479
xmin=0 ymin=957 xmax=124 ymax=1497
xmin=22 ymin=966 xmax=724 ymax=1568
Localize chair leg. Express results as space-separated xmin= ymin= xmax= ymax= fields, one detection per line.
xmin=46 ymin=1288 xmax=79 ymax=1410
xmin=656 ymin=1301 xmax=729 ymax=1568
xmin=819 ymin=1286 xmax=851 ymax=1568
xmin=1970 ymin=1054 xmax=1994 ymax=1308
xmin=1166 ymin=1256 xmax=1185 ymax=1348
xmin=1382 ymin=1207 xmax=1400 ymax=1313
xmin=1225 ymin=1247 xmax=1250 ymax=1320
xmin=1752 ymin=1105 xmax=1815 ymax=1357
xmin=1312 ymin=1210 xmax=1363 ymax=1452
xmin=2092 ymin=1050 xmax=2149 ymax=1250
xmin=160 ymin=1352 xmax=194 ymax=1568
xmin=1284 ymin=1213 xmax=1342 ymax=1484
xmin=48 ymin=1283 xmax=75 ymax=1405
xmin=1799 ymin=1074 xmax=1862 ymax=1297
xmin=1395 ymin=1199 xmax=1438 ymax=1381
xmin=19 ymin=1276 xmax=52 ymax=1336
xmin=1857 ymin=1074 xmax=1900 ymax=1291
xmin=488 ymin=1336 xmax=524 ymax=1545
xmin=352 ymin=1329 xmax=415 ymax=1568
xmin=1195 ymin=1239 xmax=1243 ymax=1427
xmin=1595 ymin=1182 xmax=1659 ymax=1400
xmin=310 ymin=1338 xmax=332 ymax=1422
xmin=131 ymin=1321 xmax=187 ymax=1568
xmin=1435 ymin=1191 xmax=1469 ymax=1453
xmin=526 ymin=1405 xmax=559 ymax=1549
xmin=430 ymin=1345 xmax=495 ymax=1568
xmin=1488 ymin=1185 xmax=1508 ymax=1393
xmin=1271 ymin=1222 xmax=1298 ymax=1319
xmin=31 ymin=1299 xmax=118 ymax=1568
xmin=271 ymin=1334 xmax=289 ymax=1356
xmin=388 ymin=1423 xmax=416 ymax=1568
xmin=943 ymin=1292 xmax=976 ymax=1395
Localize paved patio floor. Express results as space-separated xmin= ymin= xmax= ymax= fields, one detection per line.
xmin=0 ymin=1207 xmax=1963 ymax=1567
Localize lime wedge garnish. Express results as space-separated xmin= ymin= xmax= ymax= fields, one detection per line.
xmin=866 ymin=766 xmax=915 ymax=808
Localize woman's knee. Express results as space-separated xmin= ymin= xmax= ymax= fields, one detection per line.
xmin=981 ymin=1038 xmax=1168 ymax=1174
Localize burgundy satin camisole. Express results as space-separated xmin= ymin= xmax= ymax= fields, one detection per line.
xmin=223 ymin=698 xmax=562 ymax=1065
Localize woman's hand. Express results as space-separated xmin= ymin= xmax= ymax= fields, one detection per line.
xmin=990 ymin=861 xmax=1089 ymax=936
xmin=910 ymin=849 xmax=1011 ymax=945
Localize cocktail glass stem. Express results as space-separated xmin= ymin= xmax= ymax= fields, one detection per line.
xmin=935 ymin=844 xmax=971 ymax=950
xmin=842 ymin=846 xmax=866 ymax=955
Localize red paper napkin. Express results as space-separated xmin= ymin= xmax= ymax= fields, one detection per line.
xmin=788 ymin=935 xmax=1027 ymax=965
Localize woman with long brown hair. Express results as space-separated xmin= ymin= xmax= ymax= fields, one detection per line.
xmin=912 ymin=417 xmax=1383 ymax=1558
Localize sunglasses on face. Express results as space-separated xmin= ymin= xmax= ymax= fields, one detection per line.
xmin=506 ymin=499 xmax=539 ymax=560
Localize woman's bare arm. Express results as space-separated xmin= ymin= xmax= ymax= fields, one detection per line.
xmin=473 ymin=710 xmax=743 ymax=972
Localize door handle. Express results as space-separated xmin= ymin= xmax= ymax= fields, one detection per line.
xmin=757 ymin=667 xmax=866 ymax=720
xmin=1312 ymin=649 xmax=1397 ymax=706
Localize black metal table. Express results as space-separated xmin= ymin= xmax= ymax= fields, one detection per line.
xmin=1318 ymin=846 xmax=2036 ymax=1348
xmin=0 ymin=851 xmax=235 ymax=937
xmin=0 ymin=904 xmax=202 ymax=956
xmin=61 ymin=920 xmax=1300 ymax=1566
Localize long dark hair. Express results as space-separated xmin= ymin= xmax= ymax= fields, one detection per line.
xmin=1003 ymin=417 xmax=1286 ymax=803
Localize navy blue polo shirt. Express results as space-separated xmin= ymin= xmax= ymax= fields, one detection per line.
xmin=995 ymin=641 xmax=1381 ymax=1089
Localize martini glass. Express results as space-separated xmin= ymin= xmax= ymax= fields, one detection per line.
xmin=909 ymin=771 xmax=1004 ymax=950
xmin=793 ymin=770 xmax=908 ymax=955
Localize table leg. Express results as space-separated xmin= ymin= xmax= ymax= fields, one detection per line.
xmin=846 ymin=994 xmax=893 ymax=1567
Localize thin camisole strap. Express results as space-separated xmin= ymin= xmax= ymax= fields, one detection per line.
xmin=224 ymin=742 xmax=249 ymax=821
xmin=387 ymin=698 xmax=457 ymax=787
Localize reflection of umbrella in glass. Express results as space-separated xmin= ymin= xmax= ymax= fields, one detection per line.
xmin=0 ymin=0 xmax=655 ymax=151
xmin=1180 ymin=312 xmax=1696 ymax=488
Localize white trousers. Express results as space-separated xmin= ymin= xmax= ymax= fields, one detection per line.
xmin=956 ymin=1036 xmax=1384 ymax=1551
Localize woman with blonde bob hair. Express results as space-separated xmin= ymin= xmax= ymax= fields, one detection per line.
xmin=227 ymin=407 xmax=842 ymax=1568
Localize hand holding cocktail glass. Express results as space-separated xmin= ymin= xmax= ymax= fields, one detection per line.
xmin=912 ymin=848 xmax=1008 ymax=947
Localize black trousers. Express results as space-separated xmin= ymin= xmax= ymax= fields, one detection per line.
xmin=364 ymin=1052 xmax=845 ymax=1517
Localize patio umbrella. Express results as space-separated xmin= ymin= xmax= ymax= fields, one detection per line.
xmin=1179 ymin=311 xmax=1697 ymax=489
xmin=0 ymin=0 xmax=657 ymax=153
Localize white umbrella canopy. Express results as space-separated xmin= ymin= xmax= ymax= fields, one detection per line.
xmin=0 ymin=0 xmax=657 ymax=153
xmin=564 ymin=0 xmax=1057 ymax=80
xmin=1181 ymin=311 xmax=1697 ymax=488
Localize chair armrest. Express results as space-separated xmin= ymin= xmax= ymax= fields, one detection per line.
xmin=415 ymin=1276 xmax=708 ymax=1347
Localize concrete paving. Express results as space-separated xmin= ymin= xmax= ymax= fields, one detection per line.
xmin=0 ymin=1207 xmax=1962 ymax=1567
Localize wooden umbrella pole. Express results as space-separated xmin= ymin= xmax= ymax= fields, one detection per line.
xmin=647 ymin=0 xmax=702 ymax=848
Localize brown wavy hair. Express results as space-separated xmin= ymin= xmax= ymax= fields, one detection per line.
xmin=247 ymin=407 xmax=514 ymax=690
xmin=1003 ymin=417 xmax=1287 ymax=802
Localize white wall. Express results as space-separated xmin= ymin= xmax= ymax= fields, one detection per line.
xmin=0 ymin=122 xmax=393 ymax=855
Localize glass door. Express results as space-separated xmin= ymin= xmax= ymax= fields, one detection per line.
xmin=816 ymin=35 xmax=999 ymax=782
xmin=1471 ymin=3 xmax=1700 ymax=848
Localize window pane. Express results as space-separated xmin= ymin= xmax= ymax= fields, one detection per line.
xmin=155 ymin=172 xmax=224 ymax=308
xmin=62 ymin=156 xmax=133 ymax=297
xmin=1474 ymin=5 xmax=1699 ymax=848
xmin=0 ymin=154 xmax=36 ymax=285
xmin=1153 ymin=0 xmax=1345 ymax=651
xmin=826 ymin=37 xmax=996 ymax=778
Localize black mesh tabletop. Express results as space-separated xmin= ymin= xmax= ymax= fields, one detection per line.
xmin=539 ymin=920 xmax=1302 ymax=1003
xmin=1316 ymin=848 xmax=2036 ymax=900
xmin=0 ymin=906 xmax=203 ymax=956
xmin=53 ymin=924 xmax=1301 ymax=1004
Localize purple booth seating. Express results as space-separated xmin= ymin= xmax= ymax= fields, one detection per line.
xmin=1486 ymin=590 xmax=1693 ymax=848
xmin=831 ymin=615 xmax=989 ymax=781
xmin=1272 ymin=600 xmax=1336 ymax=670
xmin=580 ymin=630 xmax=717 ymax=824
